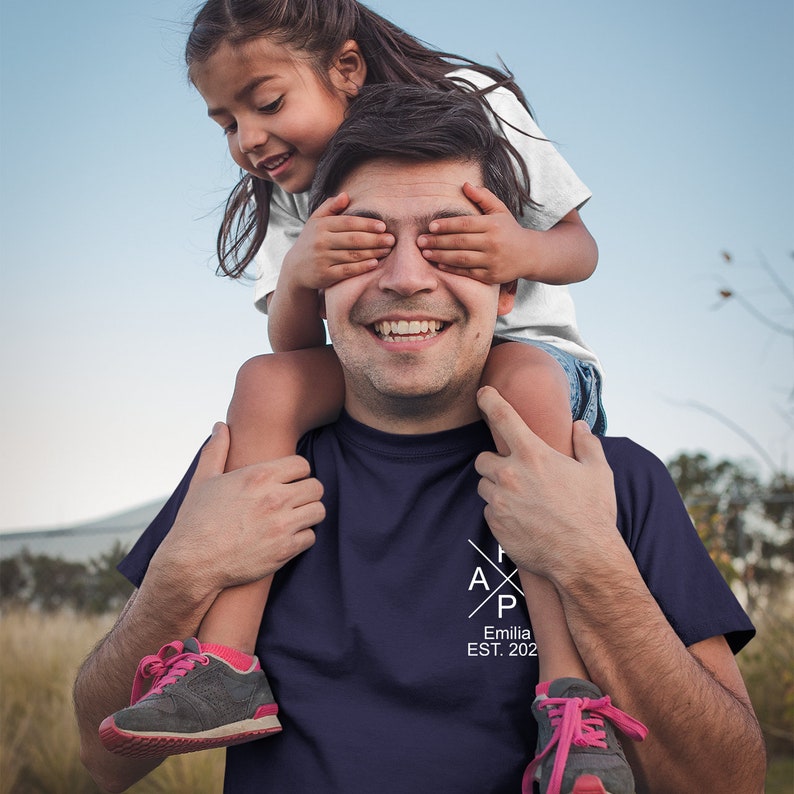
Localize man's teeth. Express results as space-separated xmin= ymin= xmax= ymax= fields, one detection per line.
xmin=374 ymin=319 xmax=445 ymax=341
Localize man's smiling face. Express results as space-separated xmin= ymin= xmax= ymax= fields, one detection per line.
xmin=322 ymin=157 xmax=515 ymax=434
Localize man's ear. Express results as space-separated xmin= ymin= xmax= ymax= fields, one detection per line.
xmin=497 ymin=280 xmax=518 ymax=316
xmin=330 ymin=39 xmax=367 ymax=98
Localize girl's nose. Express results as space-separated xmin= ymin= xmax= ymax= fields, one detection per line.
xmin=377 ymin=239 xmax=439 ymax=297
xmin=237 ymin=119 xmax=268 ymax=154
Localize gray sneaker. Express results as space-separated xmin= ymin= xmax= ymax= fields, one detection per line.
xmin=99 ymin=638 xmax=282 ymax=758
xmin=522 ymin=677 xmax=648 ymax=794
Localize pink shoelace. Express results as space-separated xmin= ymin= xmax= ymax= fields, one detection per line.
xmin=522 ymin=694 xmax=648 ymax=794
xmin=129 ymin=639 xmax=209 ymax=706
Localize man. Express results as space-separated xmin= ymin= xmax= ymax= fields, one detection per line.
xmin=75 ymin=85 xmax=765 ymax=793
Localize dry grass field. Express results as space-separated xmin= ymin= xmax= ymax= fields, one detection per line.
xmin=0 ymin=610 xmax=224 ymax=794
xmin=1 ymin=607 xmax=790 ymax=792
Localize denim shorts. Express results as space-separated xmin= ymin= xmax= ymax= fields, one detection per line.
xmin=493 ymin=335 xmax=607 ymax=435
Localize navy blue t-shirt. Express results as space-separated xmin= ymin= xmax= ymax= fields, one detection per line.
xmin=119 ymin=413 xmax=753 ymax=793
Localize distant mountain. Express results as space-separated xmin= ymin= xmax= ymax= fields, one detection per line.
xmin=0 ymin=499 xmax=167 ymax=563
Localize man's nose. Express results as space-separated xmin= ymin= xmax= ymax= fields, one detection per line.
xmin=377 ymin=238 xmax=439 ymax=296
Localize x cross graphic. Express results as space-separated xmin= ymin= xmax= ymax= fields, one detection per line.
xmin=467 ymin=539 xmax=524 ymax=619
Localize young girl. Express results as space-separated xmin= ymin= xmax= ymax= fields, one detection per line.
xmin=100 ymin=2 xmax=645 ymax=791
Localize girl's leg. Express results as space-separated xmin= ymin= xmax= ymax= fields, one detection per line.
xmin=480 ymin=341 xmax=587 ymax=683
xmin=197 ymin=347 xmax=345 ymax=652
xmin=99 ymin=348 xmax=346 ymax=758
xmin=482 ymin=343 xmax=644 ymax=793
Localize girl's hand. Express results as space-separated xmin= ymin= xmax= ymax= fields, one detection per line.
xmin=283 ymin=193 xmax=394 ymax=290
xmin=416 ymin=182 xmax=528 ymax=284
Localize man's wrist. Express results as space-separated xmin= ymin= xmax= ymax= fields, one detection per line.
xmin=546 ymin=525 xmax=634 ymax=594
xmin=142 ymin=548 xmax=219 ymax=627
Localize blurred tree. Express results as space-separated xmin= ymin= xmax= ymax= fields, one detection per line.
xmin=667 ymin=452 xmax=794 ymax=609
xmin=0 ymin=543 xmax=132 ymax=613
xmin=23 ymin=551 xmax=89 ymax=611
xmin=667 ymin=451 xmax=794 ymax=762
xmin=83 ymin=540 xmax=135 ymax=613
xmin=0 ymin=556 xmax=26 ymax=602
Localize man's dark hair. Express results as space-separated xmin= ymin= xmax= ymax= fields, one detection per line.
xmin=309 ymin=84 xmax=531 ymax=216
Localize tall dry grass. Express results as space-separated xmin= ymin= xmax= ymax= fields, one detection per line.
xmin=0 ymin=609 xmax=224 ymax=794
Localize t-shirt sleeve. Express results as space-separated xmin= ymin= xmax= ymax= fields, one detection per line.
xmin=488 ymin=87 xmax=591 ymax=230
xmin=117 ymin=432 xmax=317 ymax=588
xmin=252 ymin=189 xmax=308 ymax=314
xmin=117 ymin=443 xmax=205 ymax=588
xmin=603 ymin=437 xmax=755 ymax=654
xmin=447 ymin=69 xmax=591 ymax=231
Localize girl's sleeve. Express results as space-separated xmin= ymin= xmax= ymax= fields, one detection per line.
xmin=252 ymin=189 xmax=310 ymax=314
xmin=488 ymin=84 xmax=591 ymax=229
xmin=450 ymin=69 xmax=592 ymax=231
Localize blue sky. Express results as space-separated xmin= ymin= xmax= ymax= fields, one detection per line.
xmin=1 ymin=0 xmax=792 ymax=531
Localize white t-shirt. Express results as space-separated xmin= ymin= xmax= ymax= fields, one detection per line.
xmin=252 ymin=69 xmax=600 ymax=370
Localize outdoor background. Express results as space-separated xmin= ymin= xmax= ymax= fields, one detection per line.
xmin=0 ymin=0 xmax=792 ymax=791
xmin=1 ymin=0 xmax=792 ymax=532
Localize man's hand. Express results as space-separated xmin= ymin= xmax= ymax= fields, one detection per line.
xmin=282 ymin=192 xmax=394 ymax=290
xmin=151 ymin=422 xmax=325 ymax=601
xmin=474 ymin=386 xmax=618 ymax=578
xmin=74 ymin=423 xmax=325 ymax=792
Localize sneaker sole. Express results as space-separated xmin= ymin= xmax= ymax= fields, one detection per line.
xmin=98 ymin=713 xmax=282 ymax=758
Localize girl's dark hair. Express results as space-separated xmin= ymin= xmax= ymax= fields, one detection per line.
xmin=186 ymin=0 xmax=533 ymax=278
xmin=310 ymin=84 xmax=530 ymax=218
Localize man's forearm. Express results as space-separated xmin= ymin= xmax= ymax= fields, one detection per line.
xmin=473 ymin=394 xmax=765 ymax=791
xmin=556 ymin=545 xmax=765 ymax=793
xmin=74 ymin=570 xmax=214 ymax=791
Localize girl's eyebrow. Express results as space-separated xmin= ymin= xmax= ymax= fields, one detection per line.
xmin=207 ymin=75 xmax=277 ymax=117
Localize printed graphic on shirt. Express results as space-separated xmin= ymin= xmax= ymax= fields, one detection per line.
xmin=466 ymin=539 xmax=537 ymax=658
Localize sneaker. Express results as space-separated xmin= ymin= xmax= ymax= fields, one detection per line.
xmin=99 ymin=638 xmax=282 ymax=758
xmin=522 ymin=677 xmax=648 ymax=794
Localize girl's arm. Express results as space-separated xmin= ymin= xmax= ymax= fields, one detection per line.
xmin=516 ymin=207 xmax=597 ymax=284
xmin=266 ymin=193 xmax=394 ymax=353
xmin=266 ymin=278 xmax=327 ymax=352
